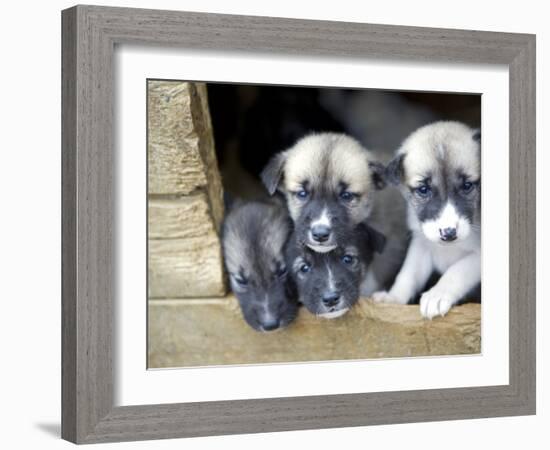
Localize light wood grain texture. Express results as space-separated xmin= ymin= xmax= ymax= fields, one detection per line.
xmin=62 ymin=6 xmax=114 ymax=442
xmin=148 ymin=236 xmax=226 ymax=298
xmin=148 ymin=194 xmax=226 ymax=298
xmin=148 ymin=194 xmax=216 ymax=239
xmin=147 ymin=81 xmax=224 ymax=227
xmin=61 ymin=7 xmax=77 ymax=442
xmin=62 ymin=5 xmax=536 ymax=444
xmin=148 ymin=297 xmax=481 ymax=368
xmin=147 ymin=80 xmax=225 ymax=298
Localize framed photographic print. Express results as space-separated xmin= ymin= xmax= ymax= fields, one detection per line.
xmin=61 ymin=4 xmax=536 ymax=444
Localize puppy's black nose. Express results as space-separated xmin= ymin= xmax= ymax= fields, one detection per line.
xmin=322 ymin=291 xmax=340 ymax=307
xmin=262 ymin=319 xmax=280 ymax=331
xmin=439 ymin=227 xmax=457 ymax=242
xmin=311 ymin=225 xmax=331 ymax=242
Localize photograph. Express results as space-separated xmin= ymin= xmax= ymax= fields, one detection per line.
xmin=147 ymin=80 xmax=482 ymax=368
xmin=54 ymin=3 xmax=537 ymax=445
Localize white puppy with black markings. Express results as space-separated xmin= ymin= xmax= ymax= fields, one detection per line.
xmin=372 ymin=121 xmax=481 ymax=319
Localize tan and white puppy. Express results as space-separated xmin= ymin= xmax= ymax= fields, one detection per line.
xmin=373 ymin=121 xmax=481 ymax=319
xmin=261 ymin=133 xmax=386 ymax=254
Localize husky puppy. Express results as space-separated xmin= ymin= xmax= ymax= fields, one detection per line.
xmin=261 ymin=133 xmax=386 ymax=254
xmin=286 ymin=223 xmax=386 ymax=318
xmin=222 ymin=200 xmax=299 ymax=331
xmin=261 ymin=132 xmax=406 ymax=294
xmin=372 ymin=121 xmax=481 ymax=319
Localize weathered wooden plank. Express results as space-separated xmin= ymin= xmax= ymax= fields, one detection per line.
xmin=147 ymin=81 xmax=224 ymax=226
xmin=191 ymin=82 xmax=224 ymax=228
xmin=148 ymin=193 xmax=217 ymax=240
xmin=148 ymin=297 xmax=481 ymax=368
xmin=148 ymin=236 xmax=226 ymax=298
xmin=147 ymin=80 xmax=226 ymax=298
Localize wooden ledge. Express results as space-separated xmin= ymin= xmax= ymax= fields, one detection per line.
xmin=148 ymin=296 xmax=481 ymax=368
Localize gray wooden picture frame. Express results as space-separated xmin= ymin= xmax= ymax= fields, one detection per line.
xmin=61 ymin=4 xmax=536 ymax=444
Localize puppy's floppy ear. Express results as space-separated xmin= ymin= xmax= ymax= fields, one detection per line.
xmin=385 ymin=153 xmax=405 ymax=185
xmin=357 ymin=223 xmax=387 ymax=255
xmin=261 ymin=152 xmax=287 ymax=195
xmin=365 ymin=223 xmax=387 ymax=254
xmin=368 ymin=161 xmax=387 ymax=190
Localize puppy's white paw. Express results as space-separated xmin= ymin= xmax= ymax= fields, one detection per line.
xmin=419 ymin=289 xmax=456 ymax=319
xmin=371 ymin=291 xmax=402 ymax=304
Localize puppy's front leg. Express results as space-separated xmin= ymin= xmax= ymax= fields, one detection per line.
xmin=420 ymin=251 xmax=481 ymax=319
xmin=372 ymin=236 xmax=433 ymax=305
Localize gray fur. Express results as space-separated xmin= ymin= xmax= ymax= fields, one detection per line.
xmin=262 ymin=132 xmax=408 ymax=292
xmin=222 ymin=200 xmax=298 ymax=331
xmin=364 ymin=186 xmax=410 ymax=291
xmin=261 ymin=133 xmax=385 ymax=252
xmin=286 ymin=223 xmax=386 ymax=318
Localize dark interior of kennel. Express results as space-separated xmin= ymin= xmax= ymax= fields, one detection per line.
xmin=207 ymin=84 xmax=481 ymax=200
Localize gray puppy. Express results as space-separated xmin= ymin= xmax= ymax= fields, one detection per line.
xmin=222 ymin=200 xmax=298 ymax=331
xmin=286 ymin=223 xmax=386 ymax=318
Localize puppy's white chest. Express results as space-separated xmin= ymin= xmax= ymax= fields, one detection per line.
xmin=429 ymin=243 xmax=473 ymax=273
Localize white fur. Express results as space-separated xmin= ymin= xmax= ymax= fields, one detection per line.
xmin=373 ymin=121 xmax=481 ymax=318
xmin=261 ymin=293 xmax=275 ymax=325
xmin=311 ymin=207 xmax=331 ymax=228
xmin=420 ymin=251 xmax=480 ymax=319
xmin=398 ymin=121 xmax=481 ymax=185
xmin=281 ymin=133 xmax=378 ymax=225
xmin=421 ymin=202 xmax=471 ymax=243
xmin=306 ymin=243 xmax=337 ymax=253
xmin=327 ymin=264 xmax=335 ymax=291
xmin=318 ymin=308 xmax=349 ymax=319
xmin=284 ymin=133 xmax=374 ymax=195
xmin=373 ymin=230 xmax=480 ymax=318
xmin=308 ymin=207 xmax=336 ymax=251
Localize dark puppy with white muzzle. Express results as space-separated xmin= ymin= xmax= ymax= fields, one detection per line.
xmin=286 ymin=223 xmax=386 ymax=318
xmin=222 ymin=200 xmax=299 ymax=332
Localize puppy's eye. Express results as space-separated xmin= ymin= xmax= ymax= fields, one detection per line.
xmin=415 ymin=185 xmax=431 ymax=198
xmin=233 ymin=276 xmax=248 ymax=286
xmin=296 ymin=189 xmax=309 ymax=200
xmin=339 ymin=191 xmax=355 ymax=202
xmin=461 ymin=181 xmax=474 ymax=194
xmin=299 ymin=263 xmax=311 ymax=274
xmin=275 ymin=265 xmax=288 ymax=278
xmin=341 ymin=254 xmax=355 ymax=265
